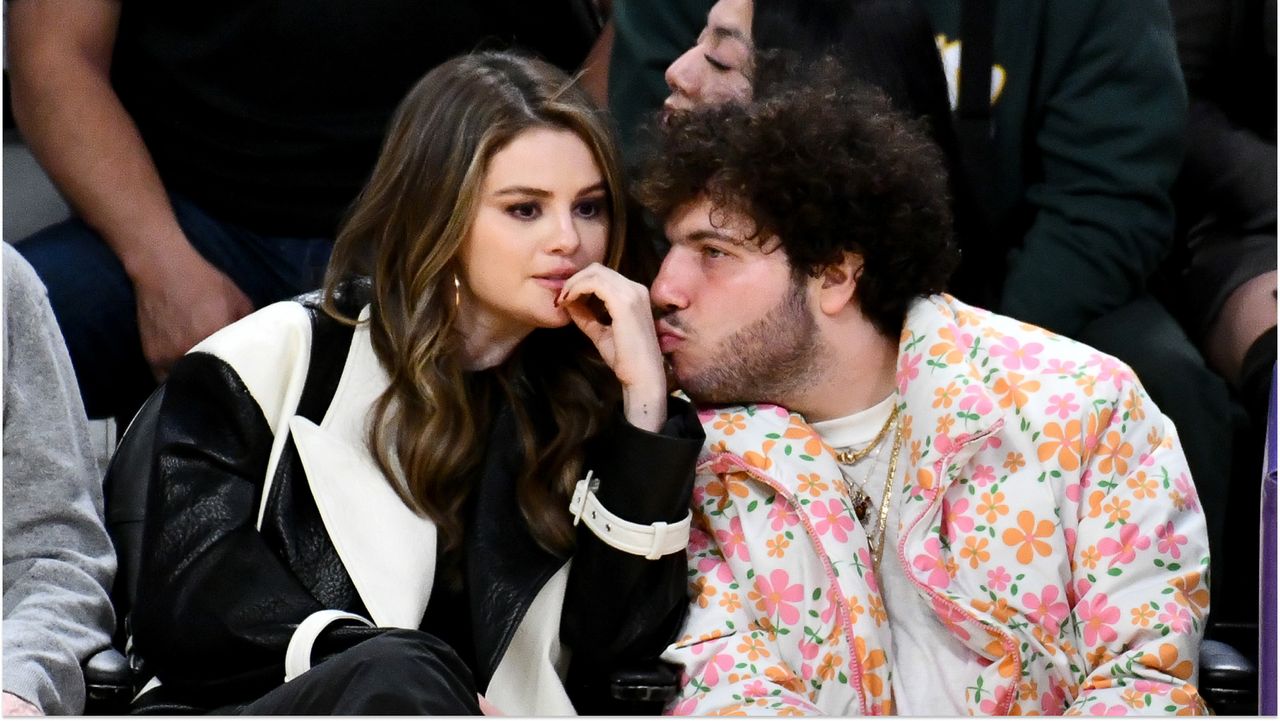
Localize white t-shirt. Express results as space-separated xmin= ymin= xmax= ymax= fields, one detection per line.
xmin=811 ymin=396 xmax=979 ymax=715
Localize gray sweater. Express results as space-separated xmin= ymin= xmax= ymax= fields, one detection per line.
xmin=3 ymin=243 xmax=116 ymax=714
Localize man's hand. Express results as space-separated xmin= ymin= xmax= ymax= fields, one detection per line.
xmin=133 ymin=245 xmax=254 ymax=381
xmin=3 ymin=692 xmax=42 ymax=716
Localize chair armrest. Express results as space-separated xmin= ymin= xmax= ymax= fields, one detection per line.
xmin=1199 ymin=638 xmax=1257 ymax=715
xmin=83 ymin=648 xmax=132 ymax=714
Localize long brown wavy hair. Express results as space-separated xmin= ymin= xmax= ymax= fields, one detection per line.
xmin=322 ymin=51 xmax=630 ymax=566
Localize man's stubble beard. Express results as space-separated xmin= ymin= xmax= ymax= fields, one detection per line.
xmin=676 ymin=280 xmax=828 ymax=408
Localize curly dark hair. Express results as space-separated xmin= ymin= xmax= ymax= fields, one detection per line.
xmin=636 ymin=78 xmax=959 ymax=337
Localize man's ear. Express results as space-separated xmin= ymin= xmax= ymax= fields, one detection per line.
xmin=815 ymin=253 xmax=862 ymax=316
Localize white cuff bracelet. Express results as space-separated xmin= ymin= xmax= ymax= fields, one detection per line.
xmin=568 ymin=471 xmax=691 ymax=560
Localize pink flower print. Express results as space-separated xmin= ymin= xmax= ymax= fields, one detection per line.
xmin=1158 ymin=602 xmax=1193 ymax=634
xmin=688 ymin=526 xmax=711 ymax=554
xmin=1045 ymin=358 xmax=1077 ymax=376
xmin=1088 ymin=703 xmax=1129 ymax=716
xmin=856 ymin=547 xmax=881 ymax=595
xmin=702 ymin=652 xmax=735 ymax=687
xmin=972 ymin=464 xmax=997 ymax=486
xmin=1086 ymin=353 xmax=1133 ymax=391
xmin=942 ymin=496 xmax=975 ymax=541
xmin=897 ymin=352 xmax=922 ymax=391
xmin=1097 ymin=523 xmax=1151 ymax=568
xmin=768 ymin=502 xmax=801 ymax=532
xmin=811 ymin=498 xmax=856 ymax=543
xmin=696 ymin=408 xmax=719 ymax=424
xmin=1077 ymin=593 xmax=1121 ymax=646
xmin=958 ymin=384 xmax=994 ymax=415
xmin=1173 ymin=473 xmax=1200 ymax=512
xmin=670 ymin=697 xmax=699 ymax=716
xmin=752 ymin=569 xmax=805 ymax=625
xmin=715 ymin=516 xmax=749 ymax=560
xmin=1064 ymin=527 xmax=1078 ymax=558
xmin=991 ymin=336 xmax=1045 ymax=371
xmin=1023 ymin=585 xmax=1070 ymax=630
xmin=929 ymin=596 xmax=972 ymax=641
xmin=1156 ymin=521 xmax=1188 ymax=559
xmin=697 ymin=555 xmax=737 ymax=584
xmin=912 ymin=537 xmax=952 ymax=589
xmin=742 ymin=680 xmax=770 ymax=698
xmin=797 ymin=639 xmax=821 ymax=661
xmin=986 ymin=566 xmax=1012 ymax=592
xmin=1045 ymin=393 xmax=1080 ymax=420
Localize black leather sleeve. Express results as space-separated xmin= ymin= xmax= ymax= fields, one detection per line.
xmin=561 ymin=395 xmax=704 ymax=703
xmin=129 ymin=352 xmax=380 ymax=705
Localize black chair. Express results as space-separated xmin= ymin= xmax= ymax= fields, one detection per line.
xmin=80 ymin=387 xmax=681 ymax=714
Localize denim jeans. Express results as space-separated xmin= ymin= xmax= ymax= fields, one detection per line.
xmin=16 ymin=194 xmax=333 ymax=422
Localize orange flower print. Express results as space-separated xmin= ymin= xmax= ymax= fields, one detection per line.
xmin=720 ymin=591 xmax=743 ymax=613
xmin=992 ymin=372 xmax=1041 ymax=410
xmin=1096 ymin=430 xmax=1134 ymax=476
xmin=736 ymin=635 xmax=771 ymax=662
xmin=713 ymin=412 xmax=748 ymax=435
xmin=766 ymin=534 xmax=791 ymax=558
xmin=936 ymin=414 xmax=956 ymax=435
xmin=1123 ymin=388 xmax=1146 ymax=421
xmin=817 ymin=652 xmax=843 ymax=681
xmin=855 ymin=637 xmax=888 ymax=698
xmin=977 ymin=490 xmax=1010 ymax=524
xmin=1002 ymin=510 xmax=1056 ymax=564
xmin=764 ymin=664 xmax=806 ymax=694
xmin=1170 ymin=684 xmax=1204 ymax=714
xmin=869 ymin=595 xmax=888 ymax=624
xmin=1038 ymin=420 xmax=1083 ymax=471
xmin=1004 ymin=451 xmax=1026 ymax=472
xmin=1131 ymin=604 xmax=1155 ymax=627
xmin=1102 ymin=496 xmax=1132 ymax=525
xmin=1080 ymin=544 xmax=1101 ymax=569
xmin=782 ymin=420 xmax=826 ymax=457
xmin=929 ymin=326 xmax=969 ymax=365
xmin=743 ymin=440 xmax=776 ymax=471
xmin=796 ymin=472 xmax=829 ymax=497
xmin=960 ymin=536 xmax=991 ymax=568
xmin=847 ymin=594 xmax=866 ymax=624
xmin=910 ymin=439 xmax=924 ymax=466
xmin=934 ymin=381 xmax=962 ymax=409
xmin=1140 ymin=643 xmax=1195 ymax=682
xmin=694 ymin=578 xmax=717 ymax=608
xmin=1127 ymin=471 xmax=1157 ymax=500
xmin=1170 ymin=572 xmax=1209 ymax=615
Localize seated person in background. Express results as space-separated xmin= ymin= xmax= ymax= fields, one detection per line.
xmin=641 ymin=82 xmax=1210 ymax=715
xmin=3 ymin=243 xmax=116 ymax=716
xmin=126 ymin=52 xmax=703 ymax=714
xmin=7 ymin=0 xmax=609 ymax=425
xmin=658 ymin=0 xmax=1232 ymax=598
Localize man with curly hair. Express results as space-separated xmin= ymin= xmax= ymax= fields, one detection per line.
xmin=642 ymin=82 xmax=1210 ymax=715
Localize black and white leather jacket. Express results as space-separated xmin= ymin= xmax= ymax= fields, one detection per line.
xmin=129 ymin=292 xmax=703 ymax=713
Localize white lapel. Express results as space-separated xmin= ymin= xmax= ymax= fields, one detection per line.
xmin=289 ymin=307 xmax=437 ymax=629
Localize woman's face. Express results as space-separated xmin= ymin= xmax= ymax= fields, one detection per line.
xmin=457 ymin=127 xmax=610 ymax=348
xmin=664 ymin=0 xmax=754 ymax=114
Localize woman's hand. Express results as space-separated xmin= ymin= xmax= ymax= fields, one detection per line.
xmin=557 ymin=263 xmax=667 ymax=432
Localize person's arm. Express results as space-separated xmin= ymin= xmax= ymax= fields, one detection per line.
xmin=2 ymin=247 xmax=116 ymax=715
xmin=997 ymin=0 xmax=1187 ymax=337
xmin=7 ymin=0 xmax=253 ymax=380
xmin=1063 ymin=378 xmax=1210 ymax=714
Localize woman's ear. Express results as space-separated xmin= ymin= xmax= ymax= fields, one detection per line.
xmin=815 ymin=253 xmax=862 ymax=316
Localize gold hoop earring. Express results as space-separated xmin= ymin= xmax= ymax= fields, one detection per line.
xmin=453 ymin=274 xmax=461 ymax=307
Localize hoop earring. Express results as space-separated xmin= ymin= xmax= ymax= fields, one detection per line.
xmin=453 ymin=274 xmax=461 ymax=307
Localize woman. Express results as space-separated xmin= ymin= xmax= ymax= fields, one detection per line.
xmin=127 ymin=51 xmax=703 ymax=715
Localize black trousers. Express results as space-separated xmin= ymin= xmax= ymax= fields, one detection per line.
xmin=230 ymin=630 xmax=483 ymax=715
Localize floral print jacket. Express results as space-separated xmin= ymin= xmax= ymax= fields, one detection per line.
xmin=663 ymin=295 xmax=1210 ymax=716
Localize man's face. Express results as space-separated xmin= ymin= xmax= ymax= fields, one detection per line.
xmin=663 ymin=0 xmax=753 ymax=113
xmin=651 ymin=197 xmax=824 ymax=407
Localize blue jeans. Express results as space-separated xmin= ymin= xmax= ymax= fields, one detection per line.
xmin=17 ymin=194 xmax=333 ymax=421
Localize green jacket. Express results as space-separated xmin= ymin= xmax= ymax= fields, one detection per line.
xmin=918 ymin=0 xmax=1188 ymax=336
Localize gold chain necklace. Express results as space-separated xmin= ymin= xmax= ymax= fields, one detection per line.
xmin=833 ymin=405 xmax=900 ymax=465
xmin=831 ymin=405 xmax=905 ymax=567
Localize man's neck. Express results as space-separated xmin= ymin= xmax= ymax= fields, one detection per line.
xmin=790 ymin=315 xmax=900 ymax=423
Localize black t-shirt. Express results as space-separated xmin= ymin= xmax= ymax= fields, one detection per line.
xmin=111 ymin=0 xmax=598 ymax=237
